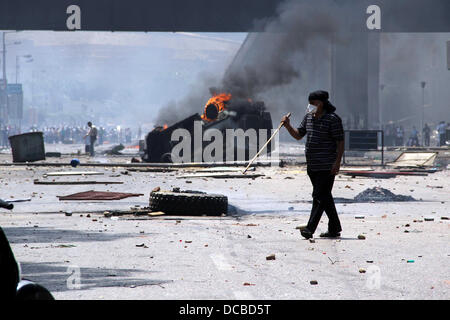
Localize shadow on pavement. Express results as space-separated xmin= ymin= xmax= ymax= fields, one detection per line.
xmin=2 ymin=226 xmax=152 ymax=244
xmin=19 ymin=261 xmax=173 ymax=293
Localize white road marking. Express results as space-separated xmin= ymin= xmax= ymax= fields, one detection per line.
xmin=210 ymin=253 xmax=234 ymax=271
xmin=233 ymin=290 xmax=255 ymax=300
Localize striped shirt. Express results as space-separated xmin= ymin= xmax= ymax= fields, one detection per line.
xmin=298 ymin=112 xmax=344 ymax=171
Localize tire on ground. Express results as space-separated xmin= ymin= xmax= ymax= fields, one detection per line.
xmin=149 ymin=190 xmax=228 ymax=216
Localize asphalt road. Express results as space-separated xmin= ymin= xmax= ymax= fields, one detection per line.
xmin=0 ymin=152 xmax=449 ymax=300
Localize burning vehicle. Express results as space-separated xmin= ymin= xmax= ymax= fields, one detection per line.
xmin=142 ymin=93 xmax=273 ymax=163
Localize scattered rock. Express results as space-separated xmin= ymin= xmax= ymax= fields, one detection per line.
xmin=64 ymin=211 xmax=72 ymax=217
xmin=152 ymin=186 xmax=161 ymax=192
xmin=243 ymin=282 xmax=255 ymax=286
xmin=247 ymin=235 xmax=252 ymax=239
xmin=441 ymin=216 xmax=449 ymax=220
xmin=354 ymin=187 xmax=415 ymax=202
xmin=266 ymin=254 xmax=276 ymax=260
xmin=359 ymin=268 xmax=366 ymax=273
xmin=148 ymin=211 xmax=165 ymax=216
xmin=185 ymin=240 xmax=192 ymax=243
xmin=358 ymin=234 xmax=366 ymax=240
xmin=424 ymin=217 xmax=434 ymax=222
xmin=310 ymin=280 xmax=318 ymax=285
xmin=355 ymin=215 xmax=365 ymax=219
xmin=309 ymin=239 xmax=315 ymax=243
xmin=288 ymin=207 xmax=294 ymax=211
xmin=136 ymin=243 xmax=148 ymax=248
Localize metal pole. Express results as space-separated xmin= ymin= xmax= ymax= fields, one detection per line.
xmin=420 ymin=82 xmax=426 ymax=146
xmin=2 ymin=33 xmax=6 ymax=84
xmin=379 ymin=85 xmax=384 ymax=131
xmin=2 ymin=32 xmax=8 ymax=127
xmin=243 ymin=113 xmax=291 ymax=174
xmin=381 ymin=130 xmax=384 ymax=167
xmin=422 ymin=86 xmax=425 ymax=146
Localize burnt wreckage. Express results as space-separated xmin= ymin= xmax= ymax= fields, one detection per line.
xmin=142 ymin=94 xmax=273 ymax=163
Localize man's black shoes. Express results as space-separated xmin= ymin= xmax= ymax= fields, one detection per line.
xmin=300 ymin=229 xmax=313 ymax=239
xmin=319 ymin=231 xmax=341 ymax=238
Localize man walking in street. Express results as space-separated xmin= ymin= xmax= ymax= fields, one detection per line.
xmin=408 ymin=126 xmax=419 ymax=147
xmin=437 ymin=121 xmax=446 ymax=146
xmin=282 ymin=90 xmax=345 ymax=239
xmin=84 ymin=121 xmax=98 ymax=157
xmin=423 ymin=123 xmax=430 ymax=147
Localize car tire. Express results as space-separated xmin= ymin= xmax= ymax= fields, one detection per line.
xmin=149 ymin=189 xmax=228 ymax=216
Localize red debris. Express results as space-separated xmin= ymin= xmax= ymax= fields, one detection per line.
xmin=58 ymin=190 xmax=144 ymax=201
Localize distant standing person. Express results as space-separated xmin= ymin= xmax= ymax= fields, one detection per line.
xmin=436 ymin=121 xmax=446 ymax=146
xmin=408 ymin=126 xmax=419 ymax=147
xmin=84 ymin=122 xmax=98 ymax=156
xmin=423 ymin=123 xmax=430 ymax=147
xmin=396 ymin=126 xmax=404 ymax=146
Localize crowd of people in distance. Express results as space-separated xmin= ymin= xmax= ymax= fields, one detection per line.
xmin=37 ymin=125 xmax=134 ymax=145
xmin=384 ymin=122 xmax=449 ymax=147
xmin=0 ymin=124 xmax=137 ymax=148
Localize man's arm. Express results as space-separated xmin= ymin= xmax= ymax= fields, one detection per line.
xmin=331 ymin=140 xmax=344 ymax=175
xmin=330 ymin=115 xmax=345 ymax=175
xmin=84 ymin=128 xmax=90 ymax=139
xmin=285 ymin=123 xmax=305 ymax=140
xmin=282 ymin=115 xmax=305 ymax=140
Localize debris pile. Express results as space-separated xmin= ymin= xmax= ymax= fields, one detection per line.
xmin=354 ymin=187 xmax=416 ymax=202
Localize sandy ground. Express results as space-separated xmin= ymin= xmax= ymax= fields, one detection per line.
xmin=0 ymin=144 xmax=449 ymax=300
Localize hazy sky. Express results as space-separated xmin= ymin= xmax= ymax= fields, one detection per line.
xmin=1 ymin=31 xmax=247 ymax=128
xmin=1 ymin=30 xmax=449 ymax=132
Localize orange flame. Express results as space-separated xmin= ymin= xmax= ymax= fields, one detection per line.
xmin=163 ymin=124 xmax=168 ymax=130
xmin=201 ymin=93 xmax=232 ymax=122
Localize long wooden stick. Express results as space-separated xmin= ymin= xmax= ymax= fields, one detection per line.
xmin=243 ymin=112 xmax=291 ymax=174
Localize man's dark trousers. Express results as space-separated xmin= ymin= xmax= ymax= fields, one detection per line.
xmin=440 ymin=134 xmax=445 ymax=147
xmin=306 ymin=170 xmax=342 ymax=234
xmin=89 ymin=136 xmax=96 ymax=156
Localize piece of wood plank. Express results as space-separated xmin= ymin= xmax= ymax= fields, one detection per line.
xmin=44 ymin=171 xmax=104 ymax=176
xmin=0 ymin=159 xmax=280 ymax=168
xmin=34 ymin=180 xmax=123 ymax=185
xmin=195 ymin=167 xmax=256 ymax=173
xmin=177 ymin=172 xmax=264 ymax=179
xmin=148 ymin=211 xmax=165 ymax=216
